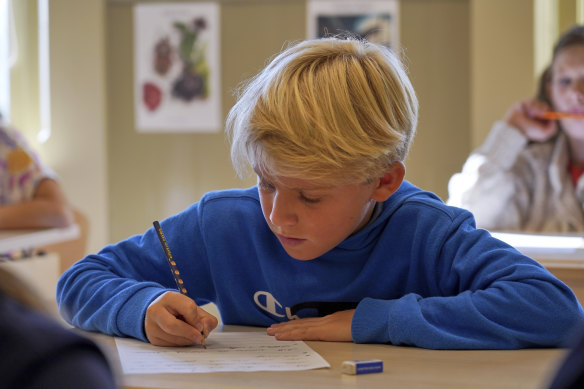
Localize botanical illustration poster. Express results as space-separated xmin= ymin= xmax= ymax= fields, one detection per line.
xmin=307 ymin=0 xmax=399 ymax=50
xmin=134 ymin=2 xmax=220 ymax=132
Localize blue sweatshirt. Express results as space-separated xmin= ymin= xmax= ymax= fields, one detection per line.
xmin=57 ymin=182 xmax=584 ymax=349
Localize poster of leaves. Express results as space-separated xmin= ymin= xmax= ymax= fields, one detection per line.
xmin=134 ymin=2 xmax=220 ymax=132
xmin=307 ymin=0 xmax=399 ymax=50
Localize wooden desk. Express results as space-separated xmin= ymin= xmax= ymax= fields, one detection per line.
xmin=0 ymin=225 xmax=80 ymax=304
xmin=90 ymin=326 xmax=567 ymax=389
xmin=0 ymin=224 xmax=80 ymax=254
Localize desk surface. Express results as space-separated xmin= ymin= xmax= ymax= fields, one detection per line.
xmin=91 ymin=326 xmax=566 ymax=389
xmin=0 ymin=224 xmax=80 ymax=253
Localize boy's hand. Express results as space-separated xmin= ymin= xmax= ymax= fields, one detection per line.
xmin=145 ymin=291 xmax=218 ymax=346
xmin=266 ymin=309 xmax=354 ymax=342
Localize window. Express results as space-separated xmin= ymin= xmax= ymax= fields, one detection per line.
xmin=0 ymin=0 xmax=12 ymax=122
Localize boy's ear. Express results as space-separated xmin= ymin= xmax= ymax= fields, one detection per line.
xmin=371 ymin=161 xmax=405 ymax=202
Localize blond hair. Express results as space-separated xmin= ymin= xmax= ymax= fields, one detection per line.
xmin=226 ymin=37 xmax=418 ymax=185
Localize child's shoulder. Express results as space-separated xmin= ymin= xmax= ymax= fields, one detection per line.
xmin=195 ymin=187 xmax=261 ymax=218
xmin=393 ymin=181 xmax=443 ymax=207
xmin=178 ymin=187 xmax=263 ymax=223
xmin=201 ymin=186 xmax=259 ymax=203
xmin=390 ymin=181 xmax=471 ymax=222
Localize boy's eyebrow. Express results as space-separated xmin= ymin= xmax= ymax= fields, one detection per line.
xmin=295 ymin=184 xmax=332 ymax=191
xmin=274 ymin=181 xmax=332 ymax=192
xmin=254 ymin=172 xmax=331 ymax=191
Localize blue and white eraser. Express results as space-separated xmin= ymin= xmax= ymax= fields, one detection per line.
xmin=341 ymin=359 xmax=383 ymax=375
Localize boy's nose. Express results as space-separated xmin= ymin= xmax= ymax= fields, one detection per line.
xmin=269 ymin=193 xmax=298 ymax=227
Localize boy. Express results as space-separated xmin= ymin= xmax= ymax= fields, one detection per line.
xmin=57 ymin=37 xmax=584 ymax=349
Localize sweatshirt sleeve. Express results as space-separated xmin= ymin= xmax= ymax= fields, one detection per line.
xmin=447 ymin=121 xmax=530 ymax=230
xmin=56 ymin=204 xmax=214 ymax=341
xmin=351 ymin=211 xmax=584 ymax=349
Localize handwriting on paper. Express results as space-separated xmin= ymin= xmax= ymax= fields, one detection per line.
xmin=115 ymin=331 xmax=330 ymax=374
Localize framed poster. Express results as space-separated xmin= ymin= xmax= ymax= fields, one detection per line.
xmin=134 ymin=2 xmax=220 ymax=132
xmin=307 ymin=0 xmax=399 ymax=50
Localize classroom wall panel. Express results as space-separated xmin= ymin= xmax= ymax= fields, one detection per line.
xmin=400 ymin=0 xmax=470 ymax=202
xmin=470 ymin=0 xmax=535 ymax=149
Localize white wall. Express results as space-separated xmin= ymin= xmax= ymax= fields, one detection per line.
xmin=47 ymin=0 xmax=108 ymax=253
xmin=10 ymin=0 xmax=109 ymax=254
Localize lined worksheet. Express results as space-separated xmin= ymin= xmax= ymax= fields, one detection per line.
xmin=115 ymin=332 xmax=330 ymax=374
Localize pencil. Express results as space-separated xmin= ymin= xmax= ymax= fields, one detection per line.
xmin=537 ymin=111 xmax=584 ymax=120
xmin=153 ymin=220 xmax=206 ymax=349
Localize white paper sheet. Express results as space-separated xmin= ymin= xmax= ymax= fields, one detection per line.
xmin=115 ymin=332 xmax=330 ymax=374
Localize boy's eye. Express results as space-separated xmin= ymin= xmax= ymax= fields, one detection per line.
xmin=300 ymin=193 xmax=321 ymax=204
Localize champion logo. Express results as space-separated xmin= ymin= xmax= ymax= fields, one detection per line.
xmin=253 ymin=291 xmax=300 ymax=320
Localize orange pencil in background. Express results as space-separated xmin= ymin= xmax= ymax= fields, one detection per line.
xmin=537 ymin=111 xmax=584 ymax=120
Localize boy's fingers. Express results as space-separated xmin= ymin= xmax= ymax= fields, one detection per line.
xmin=163 ymin=297 xmax=219 ymax=346
xmin=200 ymin=311 xmax=219 ymax=333
xmin=267 ymin=310 xmax=354 ymax=342
xmin=145 ymin=310 xmax=204 ymax=345
xmin=159 ymin=314 xmax=206 ymax=343
xmin=149 ymin=328 xmax=201 ymax=347
xmin=160 ymin=292 xmax=206 ymax=330
xmin=146 ymin=314 xmax=201 ymax=346
xmin=145 ymin=291 xmax=213 ymax=346
xmin=178 ymin=302 xmax=205 ymax=327
xmin=180 ymin=304 xmax=219 ymax=334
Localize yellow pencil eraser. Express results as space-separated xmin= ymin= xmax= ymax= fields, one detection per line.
xmin=341 ymin=359 xmax=383 ymax=375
